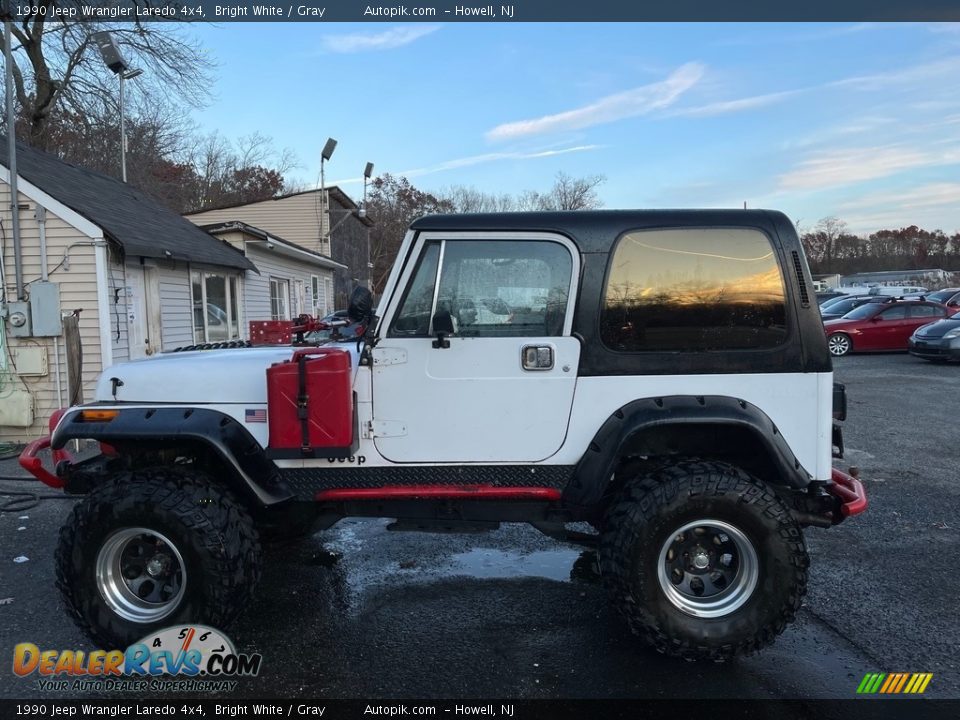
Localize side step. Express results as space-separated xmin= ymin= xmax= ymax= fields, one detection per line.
xmin=315 ymin=485 xmax=562 ymax=502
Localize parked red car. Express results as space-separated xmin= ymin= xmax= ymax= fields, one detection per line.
xmin=823 ymin=300 xmax=958 ymax=356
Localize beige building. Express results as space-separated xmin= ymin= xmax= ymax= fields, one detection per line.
xmin=0 ymin=140 xmax=254 ymax=443
xmin=186 ymin=187 xmax=373 ymax=309
xmin=200 ymin=221 xmax=345 ymax=324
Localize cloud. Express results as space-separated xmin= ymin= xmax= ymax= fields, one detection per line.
xmin=778 ymin=145 xmax=960 ymax=191
xmin=669 ymin=89 xmax=803 ymax=118
xmin=485 ymin=63 xmax=704 ymax=142
xmin=929 ymin=23 xmax=960 ymax=34
xmin=829 ymin=56 xmax=960 ymax=91
xmin=842 ymin=207 xmax=960 ymax=235
xmin=839 ymin=183 xmax=960 ymax=211
xmin=670 ymin=56 xmax=960 ymax=121
xmin=328 ymin=145 xmax=602 ymax=185
xmin=320 ymin=26 xmax=440 ymax=53
xmin=715 ymin=23 xmax=880 ymax=47
xmin=399 ymin=145 xmax=602 ymax=179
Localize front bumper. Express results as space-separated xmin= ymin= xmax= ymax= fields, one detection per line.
xmin=18 ymin=435 xmax=71 ymax=489
xmin=908 ymin=336 xmax=960 ymax=361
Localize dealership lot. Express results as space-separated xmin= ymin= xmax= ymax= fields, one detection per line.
xmin=1 ymin=354 xmax=957 ymax=701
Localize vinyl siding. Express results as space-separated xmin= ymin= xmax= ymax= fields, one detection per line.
xmin=242 ymin=245 xmax=335 ymax=324
xmin=186 ymin=193 xmax=330 ymax=256
xmin=108 ymin=257 xmax=130 ymax=363
xmin=185 ymin=192 xmax=370 ymax=306
xmin=0 ymin=180 xmax=105 ymax=442
xmin=157 ymin=263 xmax=194 ymax=350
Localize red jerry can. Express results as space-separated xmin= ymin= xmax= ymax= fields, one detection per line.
xmin=266 ymin=348 xmax=354 ymax=454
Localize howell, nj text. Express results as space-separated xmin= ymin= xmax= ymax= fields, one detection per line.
xmin=454 ymin=707 xmax=514 ymax=717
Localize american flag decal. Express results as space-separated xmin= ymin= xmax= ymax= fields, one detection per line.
xmin=245 ymin=408 xmax=267 ymax=423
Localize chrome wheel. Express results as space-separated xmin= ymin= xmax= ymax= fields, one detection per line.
xmin=95 ymin=527 xmax=186 ymax=623
xmin=657 ymin=519 xmax=759 ymax=618
xmin=828 ymin=334 xmax=851 ymax=356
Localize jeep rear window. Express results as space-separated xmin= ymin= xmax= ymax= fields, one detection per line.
xmin=601 ymin=228 xmax=788 ymax=352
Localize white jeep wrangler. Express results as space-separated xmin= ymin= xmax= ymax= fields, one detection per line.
xmin=21 ymin=209 xmax=866 ymax=661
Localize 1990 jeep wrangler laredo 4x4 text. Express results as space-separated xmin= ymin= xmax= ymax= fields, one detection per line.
xmin=21 ymin=210 xmax=866 ymax=661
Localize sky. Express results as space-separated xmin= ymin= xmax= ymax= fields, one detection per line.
xmin=186 ymin=22 xmax=960 ymax=235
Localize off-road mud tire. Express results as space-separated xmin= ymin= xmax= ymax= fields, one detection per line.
xmin=56 ymin=467 xmax=261 ymax=648
xmin=599 ymin=460 xmax=808 ymax=662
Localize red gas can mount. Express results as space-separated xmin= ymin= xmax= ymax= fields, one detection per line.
xmin=265 ymin=348 xmax=357 ymax=459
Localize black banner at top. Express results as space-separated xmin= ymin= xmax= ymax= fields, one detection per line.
xmin=2 ymin=0 xmax=959 ymax=22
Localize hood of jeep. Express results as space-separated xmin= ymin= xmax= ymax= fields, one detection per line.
xmin=94 ymin=347 xmax=354 ymax=404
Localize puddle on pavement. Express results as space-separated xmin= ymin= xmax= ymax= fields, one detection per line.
xmin=447 ymin=548 xmax=601 ymax=584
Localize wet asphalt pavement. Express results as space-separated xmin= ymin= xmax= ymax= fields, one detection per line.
xmin=0 ymin=354 xmax=958 ymax=701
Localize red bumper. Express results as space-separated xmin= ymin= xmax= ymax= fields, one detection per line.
xmin=829 ymin=467 xmax=868 ymax=518
xmin=18 ymin=436 xmax=67 ymax=489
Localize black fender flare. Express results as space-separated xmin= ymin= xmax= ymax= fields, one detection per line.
xmin=52 ymin=407 xmax=292 ymax=506
xmin=563 ymin=395 xmax=811 ymax=512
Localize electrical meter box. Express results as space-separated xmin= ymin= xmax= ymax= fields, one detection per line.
xmin=29 ymin=281 xmax=62 ymax=336
xmin=6 ymin=301 xmax=32 ymax=337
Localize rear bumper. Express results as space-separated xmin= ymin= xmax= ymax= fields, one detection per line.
xmin=827 ymin=467 xmax=868 ymax=519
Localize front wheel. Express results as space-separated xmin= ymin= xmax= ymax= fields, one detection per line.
xmin=56 ymin=468 xmax=262 ymax=648
xmin=599 ymin=460 xmax=808 ymax=661
xmin=828 ymin=333 xmax=852 ymax=356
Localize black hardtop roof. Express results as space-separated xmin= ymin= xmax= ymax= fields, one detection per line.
xmin=411 ymin=209 xmax=794 ymax=253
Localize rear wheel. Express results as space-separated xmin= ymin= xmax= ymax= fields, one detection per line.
xmin=599 ymin=460 xmax=808 ymax=661
xmin=56 ymin=468 xmax=261 ymax=648
xmin=828 ymin=333 xmax=852 ymax=356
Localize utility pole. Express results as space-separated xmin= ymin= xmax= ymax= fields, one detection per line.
xmin=5 ymin=19 xmax=24 ymax=299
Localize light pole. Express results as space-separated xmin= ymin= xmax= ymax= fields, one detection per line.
xmin=320 ymin=137 xmax=337 ymax=255
xmin=91 ymin=32 xmax=141 ymax=182
xmin=363 ymin=162 xmax=374 ymax=291
xmin=118 ymin=69 xmax=142 ymax=182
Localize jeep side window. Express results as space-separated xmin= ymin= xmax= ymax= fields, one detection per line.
xmin=434 ymin=240 xmax=572 ymax=337
xmin=601 ymin=228 xmax=788 ymax=352
xmin=390 ymin=242 xmax=442 ymax=336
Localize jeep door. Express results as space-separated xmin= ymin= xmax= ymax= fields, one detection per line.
xmin=371 ymin=232 xmax=581 ymax=463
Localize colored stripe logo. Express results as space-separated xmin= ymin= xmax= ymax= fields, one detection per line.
xmin=857 ymin=672 xmax=933 ymax=694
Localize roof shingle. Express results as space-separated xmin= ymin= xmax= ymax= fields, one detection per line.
xmin=0 ymin=138 xmax=255 ymax=271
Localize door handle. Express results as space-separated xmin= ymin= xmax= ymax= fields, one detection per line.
xmin=521 ymin=345 xmax=554 ymax=371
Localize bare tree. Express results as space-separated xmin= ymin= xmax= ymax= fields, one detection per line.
xmin=182 ymin=131 xmax=298 ymax=211
xmin=366 ymin=174 xmax=452 ymax=294
xmin=0 ymin=4 xmax=214 ymax=149
xmin=545 ymin=171 xmax=606 ymax=210
xmin=440 ymin=172 xmax=606 ymax=214
xmin=811 ymin=216 xmax=848 ymax=267
xmin=32 ymin=103 xmax=297 ymax=212
xmin=513 ymin=172 xmax=606 ymax=211
xmin=441 ymin=185 xmax=518 ymax=213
